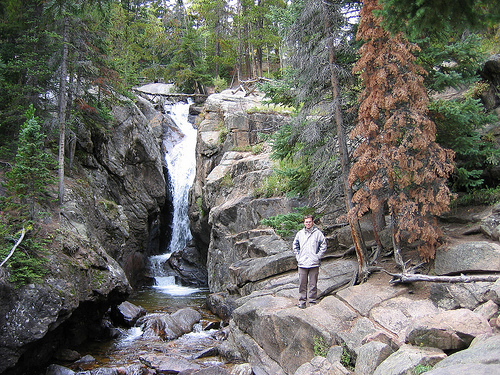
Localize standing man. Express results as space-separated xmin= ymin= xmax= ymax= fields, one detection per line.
xmin=293 ymin=215 xmax=327 ymax=308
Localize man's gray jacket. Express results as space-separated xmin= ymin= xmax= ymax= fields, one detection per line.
xmin=293 ymin=227 xmax=327 ymax=268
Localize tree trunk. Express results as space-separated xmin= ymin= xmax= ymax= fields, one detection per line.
xmin=391 ymin=212 xmax=405 ymax=269
xmin=370 ymin=206 xmax=386 ymax=262
xmin=58 ymin=15 xmax=69 ymax=205
xmin=323 ymin=3 xmax=369 ymax=282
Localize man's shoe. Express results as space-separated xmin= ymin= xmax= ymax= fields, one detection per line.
xmin=297 ymin=304 xmax=306 ymax=309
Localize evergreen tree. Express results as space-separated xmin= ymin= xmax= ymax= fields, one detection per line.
xmin=5 ymin=105 xmax=56 ymax=220
xmin=349 ymin=0 xmax=455 ymax=264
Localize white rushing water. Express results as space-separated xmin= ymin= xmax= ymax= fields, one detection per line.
xmin=149 ymin=100 xmax=199 ymax=296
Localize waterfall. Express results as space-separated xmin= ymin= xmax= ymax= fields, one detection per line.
xmin=149 ymin=100 xmax=199 ymax=295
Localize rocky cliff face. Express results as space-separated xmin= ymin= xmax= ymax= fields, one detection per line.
xmin=66 ymin=94 xmax=174 ymax=286
xmin=0 ymin=92 xmax=179 ymax=374
xmin=188 ymin=90 xmax=307 ymax=294
xmin=188 ymin=90 xmax=500 ymax=375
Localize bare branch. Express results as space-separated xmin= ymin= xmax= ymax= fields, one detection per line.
xmin=0 ymin=228 xmax=26 ymax=268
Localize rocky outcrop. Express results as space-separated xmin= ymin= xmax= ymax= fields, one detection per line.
xmin=186 ymin=90 xmax=500 ymax=375
xmin=65 ymin=93 xmax=173 ymax=286
xmin=0 ymin=232 xmax=131 ymax=375
xmin=0 ymin=89 xmax=182 ymax=374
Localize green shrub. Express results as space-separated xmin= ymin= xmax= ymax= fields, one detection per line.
xmin=340 ymin=343 xmax=355 ymax=371
xmin=220 ymin=173 xmax=234 ymax=188
xmin=0 ymin=223 xmax=48 ymax=287
xmin=253 ymin=158 xmax=311 ymax=198
xmin=431 ymin=98 xmax=499 ymax=192
xmin=212 ymin=76 xmax=228 ymax=93
xmin=260 ymin=207 xmax=316 ymax=237
xmin=313 ymin=336 xmax=328 ymax=357
xmin=413 ymin=364 xmax=432 ymax=375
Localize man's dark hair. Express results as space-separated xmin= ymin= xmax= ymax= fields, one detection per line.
xmin=304 ymin=215 xmax=314 ymax=220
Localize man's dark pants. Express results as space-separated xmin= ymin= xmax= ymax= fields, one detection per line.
xmin=298 ymin=266 xmax=319 ymax=306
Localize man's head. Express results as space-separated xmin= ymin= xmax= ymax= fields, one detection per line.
xmin=304 ymin=215 xmax=314 ymax=229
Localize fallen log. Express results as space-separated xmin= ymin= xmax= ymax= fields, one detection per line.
xmin=384 ymin=270 xmax=500 ymax=284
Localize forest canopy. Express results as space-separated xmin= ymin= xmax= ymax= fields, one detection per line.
xmin=0 ymin=0 xmax=500 ymax=279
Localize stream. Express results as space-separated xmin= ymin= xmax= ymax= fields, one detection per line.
xmin=67 ymin=100 xmax=229 ymax=374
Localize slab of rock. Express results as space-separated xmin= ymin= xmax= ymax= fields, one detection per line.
xmin=372 ymin=345 xmax=446 ymax=375
xmin=354 ymin=341 xmax=394 ymax=375
xmin=337 ymin=283 xmax=405 ymax=316
xmin=179 ymin=366 xmax=231 ymax=374
xmin=229 ymin=363 xmax=253 ymax=375
xmin=425 ymin=334 xmax=500 ymax=375
xmin=138 ymin=308 xmax=201 ymax=340
xmin=110 ymin=301 xmax=146 ymax=327
xmin=474 ymin=300 xmax=499 ymax=321
xmin=140 ymin=354 xmax=201 ymax=373
xmin=294 ymin=356 xmax=350 ymax=375
xmin=229 ymin=252 xmax=298 ymax=287
xmin=406 ymin=308 xmax=493 ymax=350
xmin=45 ymin=364 xmax=76 ymax=375
xmin=221 ymin=324 xmax=287 ymax=375
xmin=170 ymin=307 xmax=202 ymax=332
xmin=486 ymin=279 xmax=500 ymax=304
xmin=338 ymin=317 xmax=377 ymax=354
xmin=434 ymin=241 xmax=500 ymax=275
xmin=430 ymin=282 xmax=493 ymax=310
xmin=369 ymin=296 xmax=442 ymax=340
xmin=230 ymin=294 xmax=356 ymax=375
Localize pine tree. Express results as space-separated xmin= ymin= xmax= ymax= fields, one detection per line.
xmin=349 ymin=0 xmax=455 ymax=263
xmin=5 ymin=105 xmax=56 ymax=220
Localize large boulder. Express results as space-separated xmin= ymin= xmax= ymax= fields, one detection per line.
xmin=425 ymin=334 xmax=500 ymax=375
xmin=430 ymin=282 xmax=493 ymax=310
xmin=433 ymin=241 xmax=500 ymax=275
xmin=372 ymin=345 xmax=446 ymax=375
xmin=406 ymin=308 xmax=493 ymax=350
xmin=294 ymin=356 xmax=350 ymax=375
xmin=0 ymin=237 xmax=130 ymax=375
xmin=138 ymin=307 xmax=201 ymax=340
xmin=369 ymin=296 xmax=443 ymax=342
xmin=228 ymin=294 xmax=358 ymax=374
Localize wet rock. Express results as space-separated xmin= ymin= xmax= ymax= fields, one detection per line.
xmin=46 ymin=364 xmax=76 ymax=375
xmin=372 ymin=345 xmax=446 ymax=375
xmin=206 ymin=292 xmax=238 ymax=322
xmin=168 ymin=243 xmax=208 ymax=287
xmin=139 ymin=354 xmax=201 ymax=373
xmin=192 ymin=346 xmax=219 ymax=359
xmin=426 ymin=334 xmax=500 ymax=375
xmin=53 ymin=348 xmax=81 ymax=362
xmin=111 ymin=301 xmax=146 ymax=327
xmin=433 ymin=241 xmax=500 ymax=275
xmin=406 ymin=308 xmax=493 ymax=350
xmin=171 ymin=307 xmax=202 ymax=332
xmin=179 ymin=366 xmax=231 ymax=374
xmin=139 ymin=308 xmax=202 ymax=340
